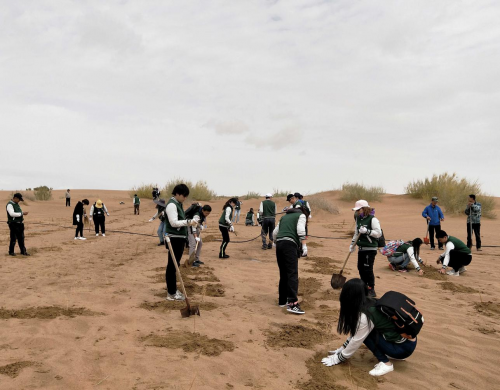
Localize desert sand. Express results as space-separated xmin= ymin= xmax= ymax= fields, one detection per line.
xmin=1 ymin=190 xmax=499 ymax=390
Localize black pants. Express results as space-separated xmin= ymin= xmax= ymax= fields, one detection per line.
xmin=9 ymin=223 xmax=26 ymax=254
xmin=276 ymin=240 xmax=299 ymax=304
xmin=428 ymin=224 xmax=442 ymax=249
xmin=358 ymin=250 xmax=376 ymax=288
xmin=261 ymin=218 xmax=276 ymax=246
xmin=134 ymin=204 xmax=140 ymax=215
xmin=165 ymin=237 xmax=185 ymax=295
xmin=66 ymin=198 xmax=71 ymax=207
xmin=440 ymin=250 xmax=472 ymax=272
xmin=467 ymin=223 xmax=481 ymax=249
xmin=75 ymin=222 xmax=84 ymax=237
xmin=94 ymin=217 xmax=105 ymax=234
xmin=219 ymin=226 xmax=230 ymax=256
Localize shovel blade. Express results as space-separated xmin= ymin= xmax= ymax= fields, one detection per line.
xmin=180 ymin=305 xmax=200 ymax=317
xmin=331 ymin=273 xmax=346 ymax=290
xmin=423 ymin=237 xmax=430 ymax=245
xmin=187 ymin=252 xmax=196 ymax=267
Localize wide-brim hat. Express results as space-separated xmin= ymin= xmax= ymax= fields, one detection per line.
xmin=352 ymin=199 xmax=370 ymax=211
xmin=96 ymin=200 xmax=103 ymax=208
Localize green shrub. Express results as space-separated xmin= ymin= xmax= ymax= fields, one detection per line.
xmin=163 ymin=179 xmax=216 ymax=201
xmin=273 ymin=188 xmax=290 ymax=198
xmin=245 ymin=191 xmax=261 ymax=200
xmin=405 ymin=173 xmax=496 ymax=218
xmin=307 ymin=197 xmax=340 ymax=214
xmin=130 ymin=184 xmax=156 ymax=200
xmin=340 ymin=183 xmax=384 ymax=202
xmin=33 ymin=186 xmax=52 ymax=201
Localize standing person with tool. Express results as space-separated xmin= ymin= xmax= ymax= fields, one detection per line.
xmin=272 ymin=206 xmax=308 ymax=314
xmin=232 ymin=198 xmax=243 ymax=224
xmin=260 ymin=193 xmax=277 ymax=250
xmin=6 ymin=193 xmax=30 ymax=256
xmin=149 ymin=199 xmax=167 ymax=246
xmin=219 ymin=198 xmax=237 ymax=258
xmin=422 ymin=197 xmax=444 ymax=250
xmin=164 ymin=184 xmax=197 ymax=300
xmin=186 ymin=204 xmax=211 ymax=267
xmin=65 ymin=189 xmax=71 ymax=207
xmin=90 ymin=199 xmax=110 ymax=237
xmin=133 ymin=194 xmax=140 ymax=215
xmin=435 ymin=230 xmax=472 ymax=276
xmin=73 ymin=198 xmax=89 ymax=241
xmin=465 ymin=194 xmax=482 ymax=251
xmin=350 ymin=200 xmax=382 ymax=297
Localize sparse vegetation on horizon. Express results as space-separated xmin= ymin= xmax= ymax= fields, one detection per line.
xmin=307 ymin=197 xmax=340 ymax=214
xmin=130 ymin=184 xmax=156 ymax=199
xmin=273 ymin=188 xmax=290 ymax=198
xmin=406 ymin=173 xmax=496 ymax=218
xmin=33 ymin=186 xmax=52 ymax=201
xmin=245 ymin=191 xmax=261 ymax=200
xmin=340 ymin=183 xmax=385 ymax=202
xmin=163 ymin=179 xmax=216 ymax=201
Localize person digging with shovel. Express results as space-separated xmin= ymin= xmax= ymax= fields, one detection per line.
xmin=164 ymin=184 xmax=198 ymax=301
xmin=350 ymin=200 xmax=382 ymax=298
xmin=218 ymin=198 xmax=238 ymax=259
xmin=187 ymin=204 xmax=212 ymax=268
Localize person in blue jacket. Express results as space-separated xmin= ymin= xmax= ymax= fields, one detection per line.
xmin=422 ymin=197 xmax=445 ymax=250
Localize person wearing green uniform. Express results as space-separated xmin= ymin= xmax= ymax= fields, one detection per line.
xmin=6 ymin=193 xmax=30 ymax=256
xmin=321 ymin=279 xmax=418 ymax=377
xmin=436 ymin=230 xmax=472 ymax=276
xmin=219 ymin=198 xmax=237 ymax=258
xmin=245 ymin=208 xmax=255 ymax=226
xmin=164 ymin=184 xmax=198 ymax=300
xmin=133 ymin=194 xmax=140 ymax=215
xmin=260 ymin=193 xmax=277 ymax=250
xmin=350 ymin=200 xmax=382 ymax=297
xmin=272 ymin=207 xmax=308 ymax=314
xmin=387 ymin=238 xmax=425 ymax=276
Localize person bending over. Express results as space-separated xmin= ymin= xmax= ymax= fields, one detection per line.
xmin=435 ymin=230 xmax=471 ymax=276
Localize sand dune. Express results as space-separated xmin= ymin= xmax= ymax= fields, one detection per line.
xmin=1 ymin=190 xmax=499 ymax=389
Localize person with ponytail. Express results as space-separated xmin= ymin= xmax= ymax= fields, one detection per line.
xmin=387 ymin=238 xmax=426 ymax=275
xmin=218 ymin=198 xmax=237 ymax=258
xmin=321 ymin=278 xmax=418 ymax=377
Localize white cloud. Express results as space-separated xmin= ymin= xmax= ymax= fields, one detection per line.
xmin=204 ymin=119 xmax=250 ymax=135
xmin=245 ymin=126 xmax=303 ymax=150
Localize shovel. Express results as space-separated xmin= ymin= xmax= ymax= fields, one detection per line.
xmin=186 ymin=240 xmax=199 ymax=267
xmin=165 ymin=236 xmax=200 ymax=317
xmin=423 ymin=222 xmax=430 ymax=245
xmin=331 ymin=235 xmax=360 ymax=290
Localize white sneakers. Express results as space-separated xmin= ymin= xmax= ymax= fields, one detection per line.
xmin=95 ymin=233 xmax=106 ymax=237
xmin=74 ymin=237 xmax=86 ymax=240
xmin=369 ymin=362 xmax=394 ymax=376
xmin=166 ymin=290 xmax=185 ymax=301
xmin=458 ymin=266 xmax=467 ymax=274
xmin=446 ymin=270 xmax=460 ymax=276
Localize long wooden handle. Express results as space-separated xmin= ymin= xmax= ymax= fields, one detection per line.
xmin=166 ymin=236 xmax=189 ymax=300
xmin=340 ymin=235 xmax=361 ymax=275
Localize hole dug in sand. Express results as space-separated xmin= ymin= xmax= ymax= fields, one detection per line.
xmin=0 ymin=306 xmax=101 ymax=320
xmin=141 ymin=331 xmax=234 ymax=356
xmin=265 ymin=321 xmax=333 ymax=349
xmin=0 ymin=361 xmax=38 ymax=378
xmin=202 ymin=234 xmax=217 ymax=243
xmin=140 ymin=300 xmax=218 ymax=312
xmin=474 ymin=301 xmax=500 ymax=318
xmin=306 ymin=257 xmax=341 ymax=275
xmin=438 ymin=282 xmax=479 ymax=294
xmin=297 ymin=352 xmax=381 ymax=390
xmin=307 ymin=242 xmax=324 ymax=248
xmin=421 ymin=269 xmax=447 ymax=281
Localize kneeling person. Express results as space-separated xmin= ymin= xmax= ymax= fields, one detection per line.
xmin=388 ymin=238 xmax=425 ymax=276
xmin=436 ymin=230 xmax=471 ymax=276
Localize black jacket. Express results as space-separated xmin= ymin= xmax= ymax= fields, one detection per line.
xmin=73 ymin=201 xmax=84 ymax=225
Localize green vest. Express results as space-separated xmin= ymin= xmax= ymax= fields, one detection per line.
xmin=164 ymin=198 xmax=187 ymax=237
xmin=356 ymin=215 xmax=377 ymax=247
xmin=368 ymin=307 xmax=405 ymax=343
xmin=277 ymin=212 xmax=302 ymax=247
xmin=262 ymin=199 xmax=276 ymax=218
xmin=448 ymin=236 xmax=470 ymax=255
xmin=219 ymin=206 xmax=233 ymax=227
xmin=246 ymin=212 xmax=253 ymax=220
xmin=293 ymin=200 xmax=302 ymax=208
xmin=395 ymin=243 xmax=411 ymax=255
xmin=134 ymin=196 xmax=140 ymax=204
xmin=6 ymin=200 xmax=23 ymax=224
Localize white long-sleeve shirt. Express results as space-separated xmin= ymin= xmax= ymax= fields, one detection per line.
xmin=440 ymin=241 xmax=457 ymax=267
xmin=351 ymin=217 xmax=382 ymax=250
xmin=405 ymin=247 xmax=423 ymax=270
xmin=272 ymin=214 xmax=307 ymax=243
xmin=6 ymin=203 xmax=22 ymax=218
xmin=219 ymin=207 xmax=233 ymax=227
xmin=90 ymin=204 xmax=109 ymax=218
xmin=166 ymin=198 xmax=189 ymax=228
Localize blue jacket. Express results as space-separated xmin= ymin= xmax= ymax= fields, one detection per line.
xmin=422 ymin=204 xmax=444 ymax=226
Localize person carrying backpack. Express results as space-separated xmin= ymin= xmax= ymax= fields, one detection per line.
xmin=219 ymin=198 xmax=237 ymax=258
xmin=260 ymin=193 xmax=277 ymax=250
xmin=350 ymin=200 xmax=382 ymax=297
xmin=133 ymin=194 xmax=140 ymax=215
xmin=232 ymin=198 xmax=243 ymax=224
xmin=385 ymin=238 xmax=425 ymax=275
xmin=245 ymin=208 xmax=255 ymax=226
xmin=435 ymin=230 xmax=472 ymax=276
xmin=272 ymin=206 xmax=308 ymax=315
xmin=149 ymin=199 xmax=167 ymax=246
xmin=186 ymin=203 xmax=212 ymax=267
xmin=90 ymin=200 xmax=109 ymax=237
xmin=297 ymin=194 xmax=312 ymax=219
xmin=321 ymin=278 xmax=419 ymax=377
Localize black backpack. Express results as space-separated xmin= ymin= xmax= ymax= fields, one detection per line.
xmin=184 ymin=203 xmax=201 ymax=220
xmin=368 ymin=218 xmax=385 ymax=247
xmin=376 ymin=291 xmax=424 ymax=338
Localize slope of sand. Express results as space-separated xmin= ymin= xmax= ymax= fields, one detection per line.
xmin=1 ymin=190 xmax=499 ymax=390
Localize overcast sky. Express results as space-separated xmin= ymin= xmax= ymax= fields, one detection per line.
xmin=1 ymin=0 xmax=499 ymax=197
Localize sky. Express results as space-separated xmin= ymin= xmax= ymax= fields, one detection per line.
xmin=1 ymin=0 xmax=499 ymax=197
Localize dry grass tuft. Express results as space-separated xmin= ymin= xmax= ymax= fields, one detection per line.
xmin=307 ymin=197 xmax=340 ymax=214
xmin=245 ymin=191 xmax=261 ymax=200
xmin=163 ymin=178 xmax=216 ymax=201
xmin=340 ymin=183 xmax=384 ymax=202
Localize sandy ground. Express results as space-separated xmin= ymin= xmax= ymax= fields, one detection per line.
xmin=1 ymin=190 xmax=499 ymax=390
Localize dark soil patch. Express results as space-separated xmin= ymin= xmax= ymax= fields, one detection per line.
xmin=141 ymin=331 xmax=234 ymax=356
xmin=181 ymin=266 xmax=220 ymax=282
xmin=474 ymin=301 xmax=500 ymax=318
xmin=299 ymin=277 xmax=322 ymax=296
xmin=318 ymin=289 xmax=340 ymax=301
xmin=297 ymin=352 xmax=380 ymax=390
xmin=0 ymin=306 xmax=101 ymax=320
xmin=438 ymin=282 xmax=479 ymax=294
xmin=202 ymin=234 xmax=217 ymax=243
xmin=313 ymin=306 xmax=339 ymax=323
xmin=306 ymin=257 xmax=340 ymax=275
xmin=421 ymin=269 xmax=447 ymax=281
xmin=155 ymin=282 xmax=225 ymax=298
xmin=474 ymin=326 xmax=496 ymax=334
xmin=0 ymin=361 xmax=37 ymax=378
xmin=307 ymin=242 xmax=323 ymax=248
xmin=139 ymin=300 xmax=218 ymax=312
xmin=265 ymin=323 xmax=332 ymax=349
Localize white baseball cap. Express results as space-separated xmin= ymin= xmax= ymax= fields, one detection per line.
xmin=352 ymin=200 xmax=370 ymax=211
xmin=265 ymin=193 xmax=272 ymax=198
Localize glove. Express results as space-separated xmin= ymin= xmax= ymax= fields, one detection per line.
xmin=272 ymin=243 xmax=276 ymax=248
xmin=349 ymin=245 xmax=355 ymax=253
xmin=106 ymin=213 xmax=110 ymax=216
xmin=328 ymin=346 xmax=345 ymax=356
xmin=76 ymin=215 xmax=80 ymax=223
xmin=302 ymin=245 xmax=308 ymax=257
xmin=195 ymin=237 xmax=201 ymax=242
xmin=321 ymin=353 xmax=342 ymax=367
xmin=308 ymin=215 xmax=312 ymax=219
xmin=229 ymin=226 xmax=235 ymax=233
xmin=200 ymin=225 xmax=204 ymax=231
xmin=359 ymin=226 xmax=368 ymax=234
xmin=149 ymin=218 xmax=154 ymax=222
xmin=187 ymin=219 xmax=198 ymax=227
